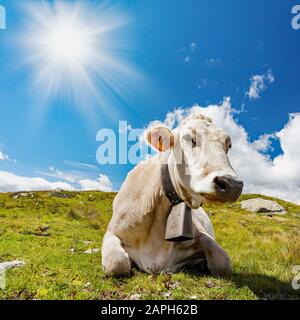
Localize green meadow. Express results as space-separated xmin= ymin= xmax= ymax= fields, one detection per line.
xmin=0 ymin=191 xmax=299 ymax=300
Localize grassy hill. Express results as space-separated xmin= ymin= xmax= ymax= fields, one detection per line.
xmin=0 ymin=191 xmax=299 ymax=300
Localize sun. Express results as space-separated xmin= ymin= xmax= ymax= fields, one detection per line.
xmin=46 ymin=23 xmax=89 ymax=65
xmin=19 ymin=1 xmax=140 ymax=111
xmin=37 ymin=6 xmax=95 ymax=70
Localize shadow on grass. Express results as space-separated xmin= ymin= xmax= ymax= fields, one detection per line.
xmin=184 ymin=265 xmax=299 ymax=299
xmin=229 ymin=272 xmax=300 ymax=300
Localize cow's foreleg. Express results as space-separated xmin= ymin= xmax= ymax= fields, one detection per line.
xmin=196 ymin=232 xmax=232 ymax=276
xmin=101 ymin=231 xmax=131 ymax=277
xmin=192 ymin=217 xmax=232 ymax=276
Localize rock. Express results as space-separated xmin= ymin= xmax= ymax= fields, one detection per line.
xmin=19 ymin=193 xmax=28 ymax=198
xmin=84 ymin=248 xmax=100 ymax=254
xmin=12 ymin=192 xmax=33 ymax=199
xmin=190 ymin=295 xmax=198 ymax=299
xmin=240 ymin=198 xmax=286 ymax=215
xmin=48 ymin=191 xmax=73 ymax=199
xmin=0 ymin=261 xmax=25 ymax=270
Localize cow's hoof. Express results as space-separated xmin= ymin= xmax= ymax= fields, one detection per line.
xmin=207 ymin=249 xmax=232 ymax=277
xmin=102 ymin=254 xmax=131 ymax=277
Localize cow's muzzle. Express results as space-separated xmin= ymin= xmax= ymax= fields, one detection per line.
xmin=212 ymin=174 xmax=244 ymax=202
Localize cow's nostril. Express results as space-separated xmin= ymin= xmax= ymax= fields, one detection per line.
xmin=214 ymin=177 xmax=228 ymax=191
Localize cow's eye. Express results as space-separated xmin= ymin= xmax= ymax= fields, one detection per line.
xmin=182 ymin=134 xmax=197 ymax=148
xmin=225 ymin=137 xmax=232 ymax=149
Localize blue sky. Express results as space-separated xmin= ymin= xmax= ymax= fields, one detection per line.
xmin=0 ymin=0 xmax=299 ymax=199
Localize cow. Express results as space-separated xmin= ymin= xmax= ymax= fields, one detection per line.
xmin=102 ymin=113 xmax=243 ymax=277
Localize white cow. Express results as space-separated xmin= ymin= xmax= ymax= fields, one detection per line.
xmin=102 ymin=114 xmax=243 ymax=276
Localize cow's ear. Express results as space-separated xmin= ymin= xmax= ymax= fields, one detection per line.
xmin=146 ymin=127 xmax=174 ymax=152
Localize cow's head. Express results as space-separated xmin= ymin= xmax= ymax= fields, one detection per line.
xmin=146 ymin=114 xmax=243 ymax=209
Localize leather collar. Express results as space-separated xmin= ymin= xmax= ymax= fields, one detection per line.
xmin=161 ymin=164 xmax=183 ymax=205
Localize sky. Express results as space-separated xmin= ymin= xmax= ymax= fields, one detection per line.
xmin=0 ymin=0 xmax=300 ymax=203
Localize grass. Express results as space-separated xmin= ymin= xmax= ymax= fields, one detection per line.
xmin=0 ymin=190 xmax=299 ymax=300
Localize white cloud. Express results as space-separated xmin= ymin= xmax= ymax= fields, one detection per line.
xmin=64 ymin=160 xmax=98 ymax=171
xmin=44 ymin=167 xmax=113 ymax=192
xmin=206 ymin=58 xmax=221 ymax=66
xmin=246 ymin=69 xmax=274 ymax=100
xmin=0 ymin=150 xmax=16 ymax=163
xmin=38 ymin=166 xmax=113 ymax=191
xmin=79 ymin=174 xmax=113 ymax=192
xmin=164 ymin=109 xmax=185 ymax=128
xmin=183 ymin=42 xmax=196 ymax=63
xmin=197 ymin=78 xmax=219 ymax=90
xmin=153 ymin=98 xmax=300 ymax=204
xmin=42 ymin=166 xmax=81 ymax=183
xmin=0 ymin=151 xmax=9 ymax=161
xmin=0 ymin=171 xmax=75 ymax=192
xmin=252 ymin=133 xmax=276 ymax=152
xmin=0 ymin=168 xmax=113 ymax=193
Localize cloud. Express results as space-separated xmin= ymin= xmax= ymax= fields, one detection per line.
xmin=246 ymin=69 xmax=274 ymax=100
xmin=38 ymin=166 xmax=81 ymax=183
xmin=64 ymin=160 xmax=98 ymax=171
xmin=190 ymin=43 xmax=196 ymax=52
xmin=206 ymin=58 xmax=221 ymax=66
xmin=0 ymin=151 xmax=9 ymax=161
xmin=183 ymin=42 xmax=196 ymax=63
xmin=150 ymin=98 xmax=300 ymax=204
xmin=164 ymin=109 xmax=186 ymax=128
xmin=43 ymin=167 xmax=113 ymax=192
xmin=0 ymin=171 xmax=75 ymax=192
xmin=197 ymin=79 xmax=209 ymax=89
xmin=0 ymin=149 xmax=16 ymax=163
xmin=252 ymin=133 xmax=276 ymax=152
xmin=197 ymin=78 xmax=220 ymax=90
xmin=0 ymin=167 xmax=113 ymax=193
xmin=79 ymin=174 xmax=113 ymax=192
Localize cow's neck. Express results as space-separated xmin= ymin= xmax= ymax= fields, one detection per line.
xmin=143 ymin=154 xmax=177 ymax=233
xmin=147 ymin=153 xmax=188 ymax=243
xmin=157 ymin=152 xmax=184 ymax=216
xmin=166 ymin=153 xmax=187 ymax=204
xmin=161 ymin=163 xmax=183 ymax=206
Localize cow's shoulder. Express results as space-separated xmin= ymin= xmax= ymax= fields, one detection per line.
xmin=107 ymin=159 xmax=164 ymax=242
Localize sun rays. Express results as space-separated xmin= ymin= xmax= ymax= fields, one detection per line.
xmin=18 ymin=1 xmax=141 ymax=116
